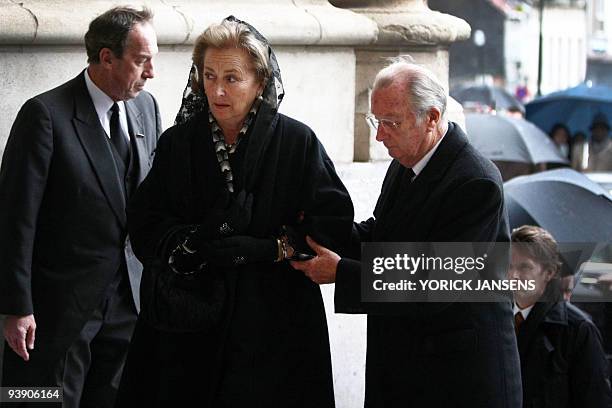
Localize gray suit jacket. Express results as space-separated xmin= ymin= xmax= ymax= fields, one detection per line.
xmin=0 ymin=71 xmax=161 ymax=356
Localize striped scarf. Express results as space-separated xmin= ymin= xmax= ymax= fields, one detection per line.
xmin=209 ymin=97 xmax=261 ymax=193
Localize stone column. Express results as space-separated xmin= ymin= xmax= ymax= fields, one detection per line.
xmin=331 ymin=0 xmax=470 ymax=160
xmin=0 ymin=0 xmax=378 ymax=162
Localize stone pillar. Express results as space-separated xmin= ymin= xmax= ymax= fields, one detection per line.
xmin=0 ymin=0 xmax=378 ymax=162
xmin=331 ymin=0 xmax=470 ymax=161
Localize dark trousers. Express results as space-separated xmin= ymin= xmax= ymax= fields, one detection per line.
xmin=1 ymin=273 xmax=137 ymax=408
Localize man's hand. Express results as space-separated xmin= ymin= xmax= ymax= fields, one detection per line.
xmin=3 ymin=314 xmax=36 ymax=361
xmin=290 ymin=236 xmax=340 ymax=284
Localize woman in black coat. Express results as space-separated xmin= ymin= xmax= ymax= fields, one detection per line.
xmin=510 ymin=226 xmax=612 ymax=408
xmin=116 ymin=17 xmax=353 ymax=407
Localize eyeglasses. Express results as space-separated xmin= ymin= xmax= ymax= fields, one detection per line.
xmin=365 ymin=114 xmax=403 ymax=131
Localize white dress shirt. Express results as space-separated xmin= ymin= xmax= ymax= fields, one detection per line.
xmin=84 ymin=69 xmax=130 ymax=142
xmin=410 ymin=125 xmax=449 ymax=180
xmin=513 ymin=303 xmax=535 ymax=320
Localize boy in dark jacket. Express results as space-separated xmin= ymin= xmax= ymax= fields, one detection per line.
xmin=510 ymin=225 xmax=612 ymax=408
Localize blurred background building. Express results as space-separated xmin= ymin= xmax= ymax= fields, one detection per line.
xmin=430 ymin=0 xmax=591 ymax=100
xmin=586 ymin=0 xmax=612 ymax=86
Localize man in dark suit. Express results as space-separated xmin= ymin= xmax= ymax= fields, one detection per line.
xmin=0 ymin=6 xmax=160 ymax=407
xmin=291 ymin=61 xmax=522 ymax=407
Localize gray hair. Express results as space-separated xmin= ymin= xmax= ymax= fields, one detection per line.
xmin=373 ymin=58 xmax=447 ymax=125
xmin=191 ymin=19 xmax=272 ymax=95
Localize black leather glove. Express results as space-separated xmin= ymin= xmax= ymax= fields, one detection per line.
xmin=280 ymin=224 xmax=316 ymax=260
xmin=202 ymin=236 xmax=277 ymax=267
xmin=199 ymin=190 xmax=253 ymax=239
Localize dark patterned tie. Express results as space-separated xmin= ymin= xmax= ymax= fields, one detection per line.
xmin=110 ymin=103 xmax=130 ymax=166
xmin=514 ymin=312 xmax=524 ymax=334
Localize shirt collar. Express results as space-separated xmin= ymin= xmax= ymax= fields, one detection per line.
xmin=411 ymin=125 xmax=448 ymax=177
xmin=84 ymin=68 xmax=124 ymax=121
xmin=513 ymin=302 xmax=535 ymax=320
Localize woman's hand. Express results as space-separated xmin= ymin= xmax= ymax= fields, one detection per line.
xmin=202 ymin=235 xmax=277 ymax=266
xmin=290 ymin=236 xmax=340 ymax=285
xmin=200 ymin=190 xmax=253 ymax=239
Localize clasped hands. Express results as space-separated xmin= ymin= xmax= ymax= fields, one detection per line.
xmin=203 ymin=229 xmax=341 ymax=286
xmin=289 ymin=236 xmax=340 ymax=285
xmin=178 ymin=191 xmax=287 ymax=267
xmin=175 ymin=190 xmax=341 ymax=283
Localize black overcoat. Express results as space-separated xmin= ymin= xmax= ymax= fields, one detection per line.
xmin=518 ymin=299 xmax=612 ymax=407
xmin=116 ymin=110 xmax=353 ymax=407
xmin=335 ymin=122 xmax=522 ymax=408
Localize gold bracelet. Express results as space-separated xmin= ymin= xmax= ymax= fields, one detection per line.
xmin=276 ymin=238 xmax=284 ymax=262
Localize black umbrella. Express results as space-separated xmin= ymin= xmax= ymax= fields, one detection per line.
xmin=504 ymin=168 xmax=612 ymax=242
xmin=452 ymin=84 xmax=524 ymax=113
xmin=465 ymin=113 xmax=568 ymax=165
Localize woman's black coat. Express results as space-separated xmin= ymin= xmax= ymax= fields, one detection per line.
xmin=115 ymin=110 xmax=353 ymax=407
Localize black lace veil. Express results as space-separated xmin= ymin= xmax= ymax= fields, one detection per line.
xmin=174 ymin=15 xmax=284 ymax=126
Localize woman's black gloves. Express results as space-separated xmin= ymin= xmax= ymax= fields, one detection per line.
xmin=201 ymin=224 xmax=315 ymax=267
xmin=166 ymin=190 xmax=254 ymax=274
xmin=167 ymin=191 xmax=314 ymax=269
xmin=199 ymin=190 xmax=254 ymax=239
xmin=179 ymin=190 xmax=253 ymax=255
xmin=202 ymin=236 xmax=277 ymax=267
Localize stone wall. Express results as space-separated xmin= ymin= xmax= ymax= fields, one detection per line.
xmin=0 ymin=0 xmax=379 ymax=163
xmin=332 ymin=0 xmax=470 ymax=160
xmin=0 ymin=43 xmax=360 ymax=161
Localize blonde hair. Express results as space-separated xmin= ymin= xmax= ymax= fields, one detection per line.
xmin=191 ymin=19 xmax=271 ymax=95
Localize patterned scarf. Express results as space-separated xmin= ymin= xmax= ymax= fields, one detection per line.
xmin=209 ymin=97 xmax=262 ymax=193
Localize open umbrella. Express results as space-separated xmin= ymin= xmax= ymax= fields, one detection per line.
xmin=504 ymin=168 xmax=612 ymax=242
xmin=506 ymin=169 xmax=612 ymax=301
xmin=452 ymin=84 xmax=524 ymax=113
xmin=525 ymin=83 xmax=612 ymax=136
xmin=465 ymin=113 xmax=568 ymax=165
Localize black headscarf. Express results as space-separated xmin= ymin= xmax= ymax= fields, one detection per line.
xmin=174 ymin=15 xmax=284 ymax=125
xmin=173 ymin=16 xmax=285 ymax=195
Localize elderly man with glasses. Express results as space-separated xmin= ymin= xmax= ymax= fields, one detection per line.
xmin=291 ymin=59 xmax=522 ymax=408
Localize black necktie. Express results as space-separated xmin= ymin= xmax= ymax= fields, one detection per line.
xmin=403 ymin=168 xmax=416 ymax=185
xmin=382 ymin=166 xmax=415 ymax=215
xmin=110 ymin=103 xmax=130 ymax=166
